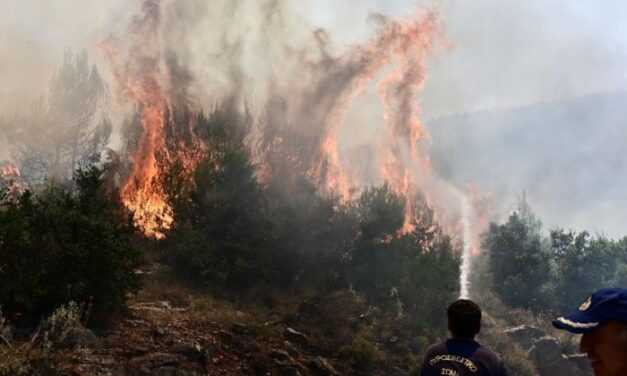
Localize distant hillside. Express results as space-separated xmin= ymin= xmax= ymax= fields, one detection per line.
xmin=427 ymin=91 xmax=627 ymax=237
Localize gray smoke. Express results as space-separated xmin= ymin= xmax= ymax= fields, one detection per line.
xmin=2 ymin=0 xmax=627 ymax=237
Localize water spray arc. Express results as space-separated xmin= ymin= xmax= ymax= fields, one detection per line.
xmin=454 ymin=188 xmax=474 ymax=299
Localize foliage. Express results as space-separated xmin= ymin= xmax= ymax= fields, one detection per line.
xmin=482 ymin=196 xmax=552 ymax=310
xmin=339 ymin=334 xmax=383 ymax=369
xmin=161 ymin=106 xmax=460 ymax=335
xmin=164 ymin=108 xmax=282 ymax=289
xmin=550 ymin=229 xmax=622 ymax=311
xmin=41 ymin=301 xmax=93 ymax=352
xmin=0 ymin=165 xmax=140 ymax=321
xmin=348 ymin=185 xmax=460 ymax=331
xmin=483 ymin=194 xmax=627 ymax=313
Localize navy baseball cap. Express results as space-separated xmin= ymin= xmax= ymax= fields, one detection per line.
xmin=553 ymin=288 xmax=627 ymax=334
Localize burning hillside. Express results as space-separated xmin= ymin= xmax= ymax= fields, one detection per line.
xmin=97 ymin=0 xmax=469 ymax=243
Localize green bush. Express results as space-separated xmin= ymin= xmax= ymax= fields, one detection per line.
xmin=340 ymin=335 xmax=382 ymax=369
xmin=0 ymin=165 xmax=141 ymax=322
xmin=164 ymin=109 xmax=286 ymax=289
xmin=348 ymin=185 xmax=460 ymax=331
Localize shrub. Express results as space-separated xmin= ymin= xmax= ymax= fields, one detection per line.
xmin=41 ymin=301 xmax=94 ymax=352
xmin=0 ymin=165 xmax=141 ymax=322
xmin=339 ymin=335 xmax=383 ymax=369
xmin=348 ymin=185 xmax=460 ymax=332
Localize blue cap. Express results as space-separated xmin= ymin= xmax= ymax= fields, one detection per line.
xmin=553 ymin=288 xmax=627 ymax=334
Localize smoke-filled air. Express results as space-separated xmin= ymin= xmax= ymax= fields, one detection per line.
xmin=1 ymin=1 xmax=626 ymax=375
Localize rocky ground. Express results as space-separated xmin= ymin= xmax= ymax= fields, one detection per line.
xmin=17 ymin=267 xmax=421 ymax=376
xmin=52 ymin=299 xmax=345 ymax=375
xmin=2 ymin=267 xmax=594 ymax=376
xmin=503 ymin=325 xmax=592 ymax=376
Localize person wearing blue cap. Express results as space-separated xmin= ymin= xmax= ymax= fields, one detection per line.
xmin=552 ymin=288 xmax=627 ymax=376
xmin=420 ymin=299 xmax=507 ymax=376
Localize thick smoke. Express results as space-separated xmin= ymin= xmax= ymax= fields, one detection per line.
xmin=3 ymin=1 xmax=627 ymax=255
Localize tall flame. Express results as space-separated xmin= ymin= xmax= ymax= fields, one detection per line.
xmin=312 ymin=10 xmax=440 ymax=232
xmin=98 ymin=3 xmax=459 ymax=246
xmin=100 ymin=0 xmax=173 ymax=239
xmin=0 ymin=161 xmax=23 ymax=198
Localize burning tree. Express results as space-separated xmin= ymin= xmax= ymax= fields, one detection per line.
xmin=95 ymin=1 xmax=465 ymax=317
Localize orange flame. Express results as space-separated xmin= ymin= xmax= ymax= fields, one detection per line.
xmin=0 ymin=161 xmax=23 ymax=198
xmin=313 ymin=9 xmax=441 ymax=233
xmin=100 ymin=0 xmax=175 ymax=239
xmin=0 ymin=163 xmax=21 ymax=179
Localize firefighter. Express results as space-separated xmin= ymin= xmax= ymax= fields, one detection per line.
xmin=420 ymin=299 xmax=507 ymax=376
xmin=552 ymin=288 xmax=627 ymax=376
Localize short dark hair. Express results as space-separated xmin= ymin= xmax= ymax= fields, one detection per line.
xmin=448 ymin=299 xmax=482 ymax=339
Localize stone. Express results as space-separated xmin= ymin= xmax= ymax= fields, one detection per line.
xmin=529 ymin=337 xmax=583 ymax=376
xmin=284 ymin=340 xmax=300 ymax=356
xmin=172 ymin=342 xmax=205 ymax=363
xmin=271 ymin=349 xmax=295 ymax=363
xmin=60 ymin=327 xmax=100 ymax=349
xmin=529 ymin=336 xmax=563 ymax=364
xmin=278 ymin=366 xmax=303 ymax=376
xmin=285 ymin=327 xmax=309 ymax=347
xmin=231 ymin=322 xmax=253 ymax=335
xmin=129 ymin=353 xmax=183 ymax=374
xmin=308 ymin=356 xmax=338 ymax=376
xmin=503 ymin=325 xmax=546 ymax=350
xmin=298 ymin=297 xmax=322 ymax=317
xmin=565 ymin=353 xmax=593 ymax=375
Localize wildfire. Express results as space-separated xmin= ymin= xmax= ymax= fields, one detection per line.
xmin=98 ymin=2 xmax=450 ymax=242
xmin=100 ymin=0 xmax=175 ymax=239
xmin=311 ymin=9 xmax=441 ymax=233
xmin=0 ymin=163 xmax=21 ymax=179
xmin=0 ymin=161 xmax=23 ymax=198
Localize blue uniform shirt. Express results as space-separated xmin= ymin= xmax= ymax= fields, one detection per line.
xmin=420 ymin=338 xmax=507 ymax=376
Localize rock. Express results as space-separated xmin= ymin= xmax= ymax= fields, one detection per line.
xmin=308 ymin=356 xmax=338 ymax=376
xmin=566 ymin=353 xmax=593 ymax=374
xmin=503 ymin=325 xmax=546 ymax=350
xmin=298 ymin=297 xmax=322 ymax=317
xmin=172 ymin=342 xmax=205 ymax=363
xmin=529 ymin=337 xmax=583 ymax=376
xmin=271 ymin=349 xmax=295 ymax=363
xmin=0 ymin=324 xmax=13 ymax=346
xmin=284 ymin=340 xmax=300 ymax=356
xmin=270 ymin=349 xmax=309 ymax=375
xmin=152 ymin=366 xmax=193 ymax=376
xmin=278 ymin=366 xmax=303 ymax=376
xmin=153 ymin=327 xmax=167 ymax=337
xmin=529 ymin=336 xmax=563 ymax=364
xmin=159 ymin=301 xmax=173 ymax=310
xmin=129 ymin=353 xmax=184 ymax=374
xmin=231 ymin=322 xmax=253 ymax=335
xmin=61 ymin=327 xmax=100 ymax=349
xmin=218 ymin=330 xmax=233 ymax=343
xmin=285 ymin=327 xmax=309 ymax=347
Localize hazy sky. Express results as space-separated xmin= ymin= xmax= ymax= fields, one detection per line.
xmin=305 ymin=0 xmax=627 ymax=116
xmin=2 ymin=1 xmax=627 ymax=115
